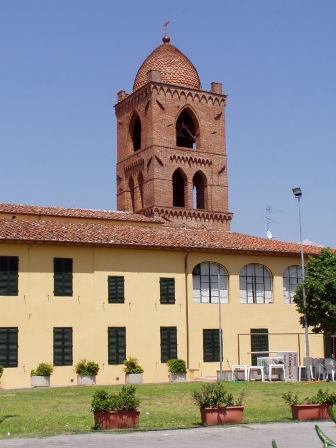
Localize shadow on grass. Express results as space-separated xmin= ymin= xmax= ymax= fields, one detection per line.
xmin=0 ymin=415 xmax=18 ymax=424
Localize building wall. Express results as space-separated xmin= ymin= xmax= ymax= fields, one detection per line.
xmin=0 ymin=242 xmax=323 ymax=388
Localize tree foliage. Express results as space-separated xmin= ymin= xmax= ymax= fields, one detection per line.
xmin=294 ymin=249 xmax=336 ymax=334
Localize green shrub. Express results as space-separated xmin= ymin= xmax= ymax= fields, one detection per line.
xmin=123 ymin=357 xmax=144 ymax=374
xmin=167 ymin=359 xmax=187 ymax=374
xmin=282 ymin=388 xmax=336 ymax=406
xmin=30 ymin=363 xmax=53 ymax=377
xmin=91 ymin=385 xmax=140 ymax=412
xmin=0 ymin=365 xmax=3 ymax=379
xmin=192 ymin=382 xmax=244 ymax=409
xmin=75 ymin=360 xmax=99 ymax=376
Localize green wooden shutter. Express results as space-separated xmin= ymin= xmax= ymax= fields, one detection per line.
xmin=160 ymin=327 xmax=177 ymax=362
xmin=108 ymin=327 xmax=126 ymax=364
xmin=0 ymin=327 xmax=18 ymax=367
xmin=53 ymin=327 xmax=73 ymax=365
xmin=0 ymin=256 xmax=18 ymax=296
xmin=160 ymin=278 xmax=175 ymax=304
xmin=250 ymin=328 xmax=269 ymax=365
xmin=108 ymin=276 xmax=124 ymax=303
xmin=54 ymin=258 xmax=73 ymax=296
xmin=203 ymin=329 xmax=222 ymax=362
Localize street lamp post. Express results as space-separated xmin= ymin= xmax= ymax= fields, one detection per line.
xmin=292 ymin=187 xmax=311 ymax=380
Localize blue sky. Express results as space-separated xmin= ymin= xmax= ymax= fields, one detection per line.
xmin=0 ymin=0 xmax=335 ymax=246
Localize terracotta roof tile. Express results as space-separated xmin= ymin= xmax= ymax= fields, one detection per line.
xmin=0 ymin=203 xmax=162 ymax=224
xmin=0 ymin=217 xmax=325 ymax=257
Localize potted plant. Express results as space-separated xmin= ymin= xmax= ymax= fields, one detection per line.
xmin=193 ymin=382 xmax=245 ymax=425
xmin=0 ymin=365 xmax=3 ymax=388
xmin=91 ymin=385 xmax=140 ymax=429
xmin=75 ymin=360 xmax=99 ymax=385
xmin=167 ymin=359 xmax=187 ymax=383
xmin=124 ymin=357 xmax=144 ymax=384
xmin=282 ymin=389 xmax=336 ymax=421
xmin=31 ymin=362 xmax=53 ymax=387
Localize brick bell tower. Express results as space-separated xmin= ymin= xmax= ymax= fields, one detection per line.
xmin=115 ymin=32 xmax=233 ymax=229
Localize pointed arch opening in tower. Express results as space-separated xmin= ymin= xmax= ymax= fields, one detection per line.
xmin=137 ymin=172 xmax=144 ymax=209
xmin=129 ymin=113 xmax=142 ymax=151
xmin=176 ymin=109 xmax=198 ymax=149
xmin=172 ymin=169 xmax=186 ymax=207
xmin=128 ymin=176 xmax=135 ymax=211
xmin=192 ymin=171 xmax=207 ymax=209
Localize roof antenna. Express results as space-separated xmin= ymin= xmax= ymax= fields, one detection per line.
xmin=266 ymin=205 xmax=273 ymax=240
xmin=162 ymin=20 xmax=170 ymax=43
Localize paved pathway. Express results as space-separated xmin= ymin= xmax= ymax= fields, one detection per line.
xmin=0 ymin=421 xmax=335 ymax=448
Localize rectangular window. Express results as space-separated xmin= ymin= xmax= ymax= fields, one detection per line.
xmin=108 ymin=327 xmax=126 ymax=364
xmin=160 ymin=278 xmax=175 ymax=304
xmin=0 ymin=256 xmax=18 ymax=296
xmin=203 ymin=329 xmax=222 ymax=362
xmin=250 ymin=328 xmax=269 ymax=365
xmin=54 ymin=258 xmax=73 ymax=296
xmin=53 ymin=327 xmax=73 ymax=366
xmin=108 ymin=276 xmax=124 ymax=303
xmin=0 ymin=327 xmax=18 ymax=367
xmin=160 ymin=326 xmax=177 ymax=362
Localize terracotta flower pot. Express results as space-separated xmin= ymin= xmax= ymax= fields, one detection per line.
xmin=291 ymin=404 xmax=331 ymax=421
xmin=200 ymin=406 xmax=244 ymax=425
xmin=94 ymin=410 xmax=140 ymax=429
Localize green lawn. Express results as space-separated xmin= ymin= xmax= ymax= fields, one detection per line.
xmin=1 ymin=381 xmax=336 ymax=438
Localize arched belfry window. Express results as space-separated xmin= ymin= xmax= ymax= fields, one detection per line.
xmin=137 ymin=172 xmax=144 ymax=209
xmin=192 ymin=262 xmax=229 ymax=303
xmin=239 ymin=263 xmax=273 ymax=304
xmin=128 ymin=176 xmax=135 ymax=212
xmin=176 ymin=109 xmax=198 ymax=149
xmin=130 ymin=113 xmax=141 ymax=151
xmin=172 ymin=169 xmax=186 ymax=207
xmin=193 ymin=171 xmax=207 ymax=209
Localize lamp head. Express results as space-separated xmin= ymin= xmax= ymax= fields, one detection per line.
xmin=292 ymin=187 xmax=302 ymax=198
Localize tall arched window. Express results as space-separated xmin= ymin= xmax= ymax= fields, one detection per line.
xmin=239 ymin=263 xmax=272 ymax=304
xmin=172 ymin=169 xmax=186 ymax=207
xmin=192 ymin=262 xmax=229 ymax=303
xmin=128 ymin=176 xmax=135 ymax=212
xmin=130 ymin=113 xmax=141 ymax=151
xmin=192 ymin=171 xmax=207 ymax=209
xmin=137 ymin=172 xmax=144 ymax=209
xmin=283 ymin=265 xmax=302 ymax=304
xmin=176 ymin=109 xmax=198 ymax=149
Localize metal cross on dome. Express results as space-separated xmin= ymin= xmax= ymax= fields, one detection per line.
xmin=163 ymin=20 xmax=170 ymax=35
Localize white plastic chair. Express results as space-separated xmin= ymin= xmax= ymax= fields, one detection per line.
xmin=325 ymin=358 xmax=336 ymax=381
xmin=314 ymin=358 xmax=326 ymax=380
xmin=268 ymin=363 xmax=286 ymax=381
xmin=248 ymin=365 xmax=265 ymax=382
xmin=298 ymin=357 xmax=315 ymax=381
xmin=231 ymin=365 xmax=249 ymax=381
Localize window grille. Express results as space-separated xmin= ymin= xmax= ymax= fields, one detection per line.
xmin=283 ymin=265 xmax=302 ymax=303
xmin=192 ymin=262 xmax=228 ymax=304
xmin=239 ymin=263 xmax=272 ymax=303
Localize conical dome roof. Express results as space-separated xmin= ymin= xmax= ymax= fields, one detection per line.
xmin=133 ymin=37 xmax=201 ymax=91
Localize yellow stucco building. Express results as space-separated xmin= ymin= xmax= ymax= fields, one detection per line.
xmin=0 ymin=34 xmax=326 ymax=389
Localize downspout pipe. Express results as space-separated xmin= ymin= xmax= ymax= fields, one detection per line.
xmin=184 ymin=251 xmax=190 ymax=369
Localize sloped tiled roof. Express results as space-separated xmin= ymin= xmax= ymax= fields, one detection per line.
xmin=0 ymin=203 xmax=161 ymax=224
xmin=0 ymin=216 xmax=324 ymax=257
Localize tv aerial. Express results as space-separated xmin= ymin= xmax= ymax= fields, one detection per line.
xmin=266 ymin=205 xmax=273 ymax=240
